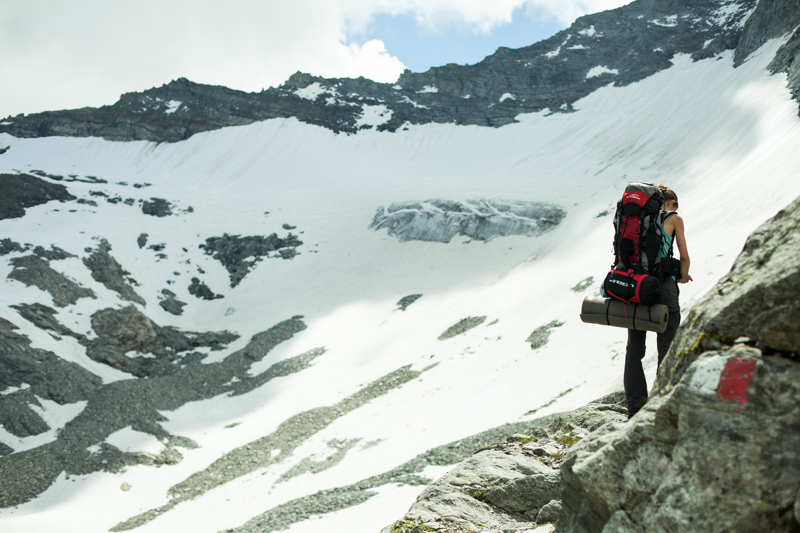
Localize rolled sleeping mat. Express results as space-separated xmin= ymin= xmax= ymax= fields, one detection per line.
xmin=580 ymin=296 xmax=668 ymax=333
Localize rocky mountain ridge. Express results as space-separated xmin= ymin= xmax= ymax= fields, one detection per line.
xmin=2 ymin=0 xmax=798 ymax=143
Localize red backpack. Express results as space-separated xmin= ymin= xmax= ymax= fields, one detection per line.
xmin=603 ymin=182 xmax=670 ymax=305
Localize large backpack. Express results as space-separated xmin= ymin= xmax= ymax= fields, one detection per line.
xmin=612 ymin=182 xmax=666 ymax=275
xmin=603 ymin=182 xmax=671 ymax=305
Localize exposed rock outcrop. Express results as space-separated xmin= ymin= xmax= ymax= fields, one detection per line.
xmin=370 ymin=200 xmax=565 ymax=243
xmin=735 ymin=0 xmax=800 ymax=66
xmin=33 ymin=245 xmax=74 ymax=261
xmin=0 ymin=239 xmax=28 ymax=256
xmin=557 ymin=194 xmax=800 ymax=533
xmin=82 ymin=239 xmax=145 ymax=305
xmin=439 ymin=316 xmax=488 ymax=340
xmin=769 ymin=25 xmax=800 ymax=114
xmin=141 ymin=198 xmax=173 ymax=217
xmin=85 ymin=305 xmax=238 ymax=377
xmin=199 ymin=233 xmax=303 ymax=288
xmin=1 ymin=0 xmax=780 ymax=142
xmin=188 ymin=277 xmax=224 ymax=300
xmin=392 ymin=444 xmax=559 ymax=532
xmin=657 ymin=194 xmax=800 ymax=386
xmin=0 ymin=318 xmax=101 ymax=439
xmin=7 ymin=254 xmax=96 ymax=307
xmin=559 ymin=347 xmax=800 ymax=533
xmin=570 ymin=277 xmax=595 ymax=293
xmin=0 ymin=173 xmax=76 ymax=220
xmin=10 ymin=303 xmax=84 ymax=340
xmin=397 ymin=294 xmax=423 ymax=311
xmin=158 ymin=289 xmax=186 ymax=315
xmin=27 ymin=170 xmax=107 ymax=184
xmin=527 ymin=320 xmax=564 ymax=350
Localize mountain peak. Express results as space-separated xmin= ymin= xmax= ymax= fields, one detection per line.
xmin=0 ymin=0 xmax=796 ymax=144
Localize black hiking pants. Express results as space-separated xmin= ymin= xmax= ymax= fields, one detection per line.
xmin=624 ymin=278 xmax=681 ymax=417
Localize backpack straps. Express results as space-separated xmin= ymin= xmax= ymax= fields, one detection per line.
xmin=613 ymin=200 xmax=633 ymax=269
xmin=661 ymin=210 xmax=677 ymax=223
xmin=638 ymin=213 xmax=653 ymax=272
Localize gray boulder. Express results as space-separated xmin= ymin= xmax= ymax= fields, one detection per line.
xmin=558 ymin=194 xmax=800 ymax=533
xmin=537 ymin=500 xmax=562 ymax=524
xmin=405 ymin=449 xmax=558 ymax=531
xmin=560 ymin=347 xmax=800 ymax=533
xmin=382 ymin=444 xmax=561 ymax=533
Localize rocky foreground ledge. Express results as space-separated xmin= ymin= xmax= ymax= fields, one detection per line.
xmin=383 ymin=196 xmax=800 ymax=533
xmin=381 ymin=393 xmax=628 ymax=533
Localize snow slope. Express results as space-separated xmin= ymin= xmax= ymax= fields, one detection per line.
xmin=1 ymin=38 xmax=800 ymax=533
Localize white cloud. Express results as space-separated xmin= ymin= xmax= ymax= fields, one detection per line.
xmin=0 ymin=0 xmax=633 ymax=117
xmin=523 ymin=0 xmax=633 ymax=25
xmin=343 ymin=0 xmax=633 ymax=34
xmin=0 ymin=0 xmax=406 ymax=117
xmin=326 ymin=39 xmax=407 ymax=81
xmin=343 ymin=0 xmax=524 ymax=34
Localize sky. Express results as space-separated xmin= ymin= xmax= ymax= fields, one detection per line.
xmin=0 ymin=0 xmax=633 ymax=118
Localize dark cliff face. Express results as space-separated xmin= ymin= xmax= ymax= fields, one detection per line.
xmin=1 ymin=0 xmax=796 ymax=143
xmin=736 ymin=0 xmax=800 ymax=64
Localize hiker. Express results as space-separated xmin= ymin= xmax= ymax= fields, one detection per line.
xmin=624 ymin=185 xmax=692 ymax=418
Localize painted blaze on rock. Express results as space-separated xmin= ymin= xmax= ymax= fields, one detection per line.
xmin=716 ymin=356 xmax=757 ymax=414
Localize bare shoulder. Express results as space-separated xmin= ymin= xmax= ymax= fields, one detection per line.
xmin=663 ymin=212 xmax=684 ymax=236
xmin=664 ymin=211 xmax=682 ymax=224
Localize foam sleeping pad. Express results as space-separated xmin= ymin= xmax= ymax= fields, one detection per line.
xmin=580 ymin=296 xmax=668 ymax=333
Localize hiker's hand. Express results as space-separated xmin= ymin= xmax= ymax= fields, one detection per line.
xmin=678 ymin=274 xmax=693 ymax=284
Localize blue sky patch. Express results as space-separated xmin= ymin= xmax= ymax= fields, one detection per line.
xmin=353 ymin=8 xmax=566 ymax=73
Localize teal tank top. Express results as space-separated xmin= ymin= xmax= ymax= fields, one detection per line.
xmin=661 ymin=231 xmax=676 ymax=280
xmin=660 ymin=233 xmax=673 ymax=259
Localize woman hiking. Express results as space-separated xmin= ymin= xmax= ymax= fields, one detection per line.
xmin=624 ymin=185 xmax=693 ymax=418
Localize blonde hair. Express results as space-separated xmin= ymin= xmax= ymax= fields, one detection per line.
xmin=656 ymin=184 xmax=678 ymax=209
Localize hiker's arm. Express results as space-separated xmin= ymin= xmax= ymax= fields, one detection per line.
xmin=673 ymin=215 xmax=692 ymax=283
